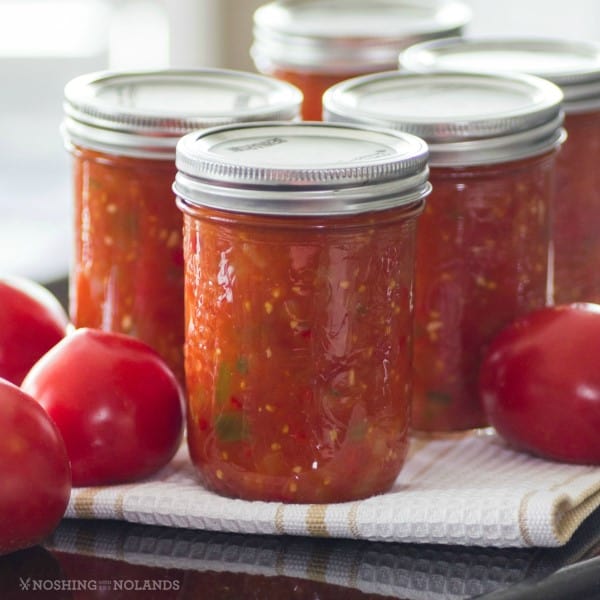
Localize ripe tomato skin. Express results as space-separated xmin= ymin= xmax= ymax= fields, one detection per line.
xmin=0 ymin=378 xmax=71 ymax=555
xmin=479 ymin=303 xmax=600 ymax=464
xmin=0 ymin=277 xmax=69 ymax=385
xmin=21 ymin=328 xmax=184 ymax=487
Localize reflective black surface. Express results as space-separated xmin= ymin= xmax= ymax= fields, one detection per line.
xmin=0 ymin=506 xmax=599 ymax=599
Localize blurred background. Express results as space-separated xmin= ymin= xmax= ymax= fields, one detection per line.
xmin=1 ymin=0 xmax=599 ymax=291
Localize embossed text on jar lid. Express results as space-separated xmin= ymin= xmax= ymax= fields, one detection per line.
xmin=174 ymin=121 xmax=431 ymax=216
xmin=399 ymin=37 xmax=600 ymax=113
xmin=62 ymin=68 xmax=303 ymax=159
xmin=323 ymin=71 xmax=565 ymax=166
xmin=251 ymin=0 xmax=471 ymax=72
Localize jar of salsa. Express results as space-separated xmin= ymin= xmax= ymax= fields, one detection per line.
xmin=400 ymin=37 xmax=600 ymax=306
xmin=174 ymin=122 xmax=430 ymax=501
xmin=251 ymin=0 xmax=471 ymax=120
xmin=324 ymin=71 xmax=565 ymax=432
xmin=62 ymin=69 xmax=302 ymax=384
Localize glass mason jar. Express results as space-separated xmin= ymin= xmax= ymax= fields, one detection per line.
xmin=400 ymin=37 xmax=600 ymax=305
xmin=324 ymin=71 xmax=565 ymax=432
xmin=174 ymin=122 xmax=431 ymax=502
xmin=62 ymin=69 xmax=302 ymax=385
xmin=251 ymin=0 xmax=471 ymax=120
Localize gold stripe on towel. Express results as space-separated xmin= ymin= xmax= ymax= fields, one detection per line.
xmin=518 ymin=490 xmax=536 ymax=547
xmin=114 ymin=489 xmax=128 ymax=521
xmin=348 ymin=502 xmax=361 ymax=538
xmin=72 ymin=488 xmax=102 ymax=519
xmin=306 ymin=504 xmax=329 ymax=537
xmin=274 ymin=504 xmax=286 ymax=535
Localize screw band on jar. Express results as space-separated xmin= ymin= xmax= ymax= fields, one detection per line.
xmin=63 ymin=68 xmax=303 ymax=159
xmin=252 ymin=0 xmax=471 ymax=72
xmin=399 ymin=36 xmax=600 ymax=114
xmin=175 ymin=121 xmax=431 ymax=503
xmin=324 ymin=70 xmax=565 ymax=166
xmin=174 ymin=121 xmax=431 ymax=216
xmin=63 ymin=69 xmax=302 ymax=386
xmin=323 ymin=70 xmax=564 ymax=433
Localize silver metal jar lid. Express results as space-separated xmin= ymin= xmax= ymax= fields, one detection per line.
xmin=399 ymin=37 xmax=600 ymax=114
xmin=62 ymin=68 xmax=303 ymax=159
xmin=323 ymin=71 xmax=565 ymax=167
xmin=174 ymin=122 xmax=431 ymax=216
xmin=251 ymin=0 xmax=471 ymax=73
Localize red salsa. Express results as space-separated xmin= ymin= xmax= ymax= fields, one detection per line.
xmin=262 ymin=67 xmax=378 ymax=121
xmin=63 ymin=70 xmax=301 ymax=385
xmin=70 ymin=149 xmax=184 ymax=381
xmin=412 ymin=156 xmax=556 ymax=430
xmin=175 ymin=122 xmax=430 ymax=502
xmin=182 ymin=207 xmax=420 ymax=502
xmin=323 ymin=70 xmax=564 ymax=432
xmin=553 ymin=110 xmax=600 ymax=304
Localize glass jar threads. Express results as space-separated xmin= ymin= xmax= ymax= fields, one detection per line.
xmin=400 ymin=37 xmax=600 ymax=305
xmin=174 ymin=122 xmax=430 ymax=502
xmin=324 ymin=71 xmax=564 ymax=432
xmin=251 ymin=0 xmax=471 ymax=120
xmin=62 ymin=69 xmax=302 ymax=384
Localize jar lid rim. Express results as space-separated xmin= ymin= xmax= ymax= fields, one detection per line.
xmin=323 ymin=71 xmax=565 ymax=165
xmin=62 ymin=68 xmax=302 ymax=157
xmin=251 ymin=0 xmax=471 ymax=70
xmin=401 ymin=36 xmax=600 ymax=84
xmin=400 ymin=36 xmax=600 ymax=110
xmin=253 ymin=0 xmax=471 ymax=39
xmin=174 ymin=121 xmax=431 ymax=215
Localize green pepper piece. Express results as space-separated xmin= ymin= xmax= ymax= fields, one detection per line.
xmin=215 ymin=413 xmax=249 ymax=442
xmin=215 ymin=362 xmax=232 ymax=405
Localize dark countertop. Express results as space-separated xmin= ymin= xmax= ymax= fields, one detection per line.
xmin=0 ymin=506 xmax=599 ymax=599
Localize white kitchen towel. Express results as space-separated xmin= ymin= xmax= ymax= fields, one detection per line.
xmin=65 ymin=432 xmax=600 ymax=548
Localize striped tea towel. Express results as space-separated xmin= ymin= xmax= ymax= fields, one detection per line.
xmin=65 ymin=432 xmax=600 ymax=548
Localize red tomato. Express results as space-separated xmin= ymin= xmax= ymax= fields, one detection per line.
xmin=21 ymin=328 xmax=184 ymax=486
xmin=0 ymin=277 xmax=69 ymax=385
xmin=0 ymin=378 xmax=71 ymax=555
xmin=479 ymin=303 xmax=600 ymax=464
